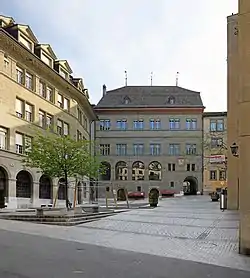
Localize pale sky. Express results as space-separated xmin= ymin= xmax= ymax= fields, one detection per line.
xmin=1 ymin=0 xmax=237 ymax=111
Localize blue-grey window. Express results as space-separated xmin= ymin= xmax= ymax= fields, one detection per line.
xmin=186 ymin=118 xmax=197 ymax=130
xmin=150 ymin=144 xmax=161 ymax=155
xmin=169 ymin=118 xmax=180 ymax=130
xmin=116 ymin=144 xmax=127 ymax=156
xmin=117 ymin=119 xmax=127 ymax=130
xmin=186 ymin=144 xmax=197 ymax=155
xmin=133 ymin=144 xmax=144 ymax=155
xmin=100 ymin=119 xmax=110 ymax=130
xmin=150 ymin=119 xmax=161 ymax=130
xmin=133 ymin=119 xmax=144 ymax=130
xmin=168 ymin=144 xmax=180 ymax=155
xmin=210 ymin=119 xmax=224 ymax=132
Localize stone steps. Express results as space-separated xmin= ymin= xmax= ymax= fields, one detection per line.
xmin=0 ymin=211 xmax=117 ymax=226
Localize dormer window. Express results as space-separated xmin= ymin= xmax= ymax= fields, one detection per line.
xmin=168 ymin=96 xmax=175 ymax=105
xmin=19 ymin=34 xmax=32 ymax=51
xmin=41 ymin=51 xmax=52 ymax=67
xmin=60 ymin=68 xmax=68 ymax=79
xmin=123 ymin=96 xmax=131 ymax=104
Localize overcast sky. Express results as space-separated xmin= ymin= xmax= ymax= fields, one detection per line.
xmin=1 ymin=0 xmax=237 ymax=111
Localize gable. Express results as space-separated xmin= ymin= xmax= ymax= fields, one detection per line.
xmin=39 ymin=44 xmax=57 ymax=59
xmin=17 ymin=24 xmax=38 ymax=43
xmin=0 ymin=15 xmax=14 ymax=27
xmin=55 ymin=60 xmax=73 ymax=74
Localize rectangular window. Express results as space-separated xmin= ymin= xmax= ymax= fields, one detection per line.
xmin=137 ymin=186 xmax=141 ymax=192
xmin=169 ymin=144 xmax=180 ymax=155
xmin=46 ymin=114 xmax=53 ymax=129
xmin=16 ymin=98 xmax=24 ymax=118
xmin=186 ymin=119 xmax=197 ymax=130
xmin=25 ymin=103 xmax=33 ymax=122
xmin=57 ymin=94 xmax=63 ymax=108
xmin=77 ymin=130 xmax=82 ymax=141
xmin=168 ymin=163 xmax=175 ymax=171
xmin=57 ymin=119 xmax=63 ymax=135
xmin=39 ymin=81 xmax=46 ymax=98
xmin=24 ymin=135 xmax=32 ymax=154
xmin=60 ymin=69 xmax=68 ymax=79
xmin=77 ymin=108 xmax=83 ymax=124
xmin=20 ymin=35 xmax=32 ymax=50
xmin=63 ymin=98 xmax=70 ymax=111
xmin=191 ymin=164 xmax=196 ymax=171
xmin=16 ymin=66 xmax=24 ymax=84
xmin=100 ymin=120 xmax=110 ymax=131
xmin=210 ymin=170 xmax=217 ymax=180
xmin=170 ymin=181 xmax=175 ymax=188
xmin=186 ymin=164 xmax=190 ymax=171
xmin=210 ymin=119 xmax=224 ymax=132
xmin=133 ymin=144 xmax=144 ymax=155
xmin=25 ymin=72 xmax=33 ymax=90
xmin=150 ymin=119 xmax=161 ymax=130
xmin=83 ymin=116 xmax=88 ymax=130
xmin=4 ymin=56 xmax=9 ymax=70
xmin=211 ymin=137 xmax=223 ymax=148
xmin=116 ymin=144 xmax=127 ymax=156
xmin=186 ymin=144 xmax=197 ymax=155
xmin=169 ymin=118 xmax=180 ymax=130
xmin=133 ymin=120 xmax=144 ymax=130
xmin=39 ymin=110 xmax=45 ymax=128
xmin=100 ymin=144 xmax=110 ymax=156
xmin=47 ymin=87 xmax=53 ymax=102
xmin=63 ymin=122 xmax=69 ymax=136
xmin=0 ymin=127 xmax=7 ymax=150
xmin=150 ymin=144 xmax=161 ymax=155
xmin=15 ymin=133 xmax=23 ymax=154
xmin=219 ymin=170 xmax=226 ymax=181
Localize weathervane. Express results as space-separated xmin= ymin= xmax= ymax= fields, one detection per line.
xmin=176 ymin=71 xmax=180 ymax=86
xmin=125 ymin=70 xmax=128 ymax=86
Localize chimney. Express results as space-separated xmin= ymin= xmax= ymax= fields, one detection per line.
xmin=102 ymin=84 xmax=107 ymax=96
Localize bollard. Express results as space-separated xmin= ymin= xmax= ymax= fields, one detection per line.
xmin=220 ymin=189 xmax=227 ymax=211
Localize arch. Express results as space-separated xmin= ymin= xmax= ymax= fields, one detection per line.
xmin=0 ymin=166 xmax=8 ymax=198
xmin=183 ymin=176 xmax=198 ymax=195
xmin=117 ymin=188 xmax=126 ymax=201
xmin=115 ymin=161 xmax=128 ymax=180
xmin=39 ymin=175 xmax=52 ymax=199
xmin=58 ymin=178 xmax=66 ymax=200
xmin=16 ymin=170 xmax=32 ymax=198
xmin=148 ymin=161 xmax=162 ymax=181
xmin=100 ymin=161 xmax=111 ymax=181
xmin=77 ymin=181 xmax=82 ymax=204
xmin=132 ymin=161 xmax=145 ymax=180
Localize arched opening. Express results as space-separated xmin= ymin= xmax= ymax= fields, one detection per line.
xmin=148 ymin=161 xmax=162 ymax=180
xmin=77 ymin=181 xmax=82 ymax=204
xmin=132 ymin=161 xmax=145 ymax=180
xmin=39 ymin=175 xmax=52 ymax=199
xmin=0 ymin=167 xmax=8 ymax=198
xmin=117 ymin=188 xmax=126 ymax=201
xmin=58 ymin=178 xmax=66 ymax=200
xmin=183 ymin=176 xmax=198 ymax=195
xmin=115 ymin=161 xmax=128 ymax=180
xmin=100 ymin=162 xmax=111 ymax=180
xmin=16 ymin=170 xmax=32 ymax=198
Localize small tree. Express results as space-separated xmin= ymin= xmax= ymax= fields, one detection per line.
xmin=23 ymin=130 xmax=102 ymax=207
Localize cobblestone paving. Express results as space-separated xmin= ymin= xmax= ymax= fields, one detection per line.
xmin=0 ymin=196 xmax=249 ymax=271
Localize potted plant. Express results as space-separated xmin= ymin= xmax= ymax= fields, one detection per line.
xmin=149 ymin=188 xmax=159 ymax=207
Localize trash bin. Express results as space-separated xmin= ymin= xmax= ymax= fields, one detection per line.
xmin=220 ymin=188 xmax=227 ymax=211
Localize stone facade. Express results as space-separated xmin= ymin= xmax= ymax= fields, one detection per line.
xmin=94 ymin=85 xmax=204 ymax=197
xmin=0 ymin=15 xmax=96 ymax=209
xmin=227 ymin=0 xmax=250 ymax=255
xmin=203 ymin=112 xmax=227 ymax=194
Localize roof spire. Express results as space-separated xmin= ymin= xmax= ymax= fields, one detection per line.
xmin=124 ymin=70 xmax=128 ymax=86
xmin=176 ymin=71 xmax=179 ymax=86
xmin=150 ymin=71 xmax=153 ymax=86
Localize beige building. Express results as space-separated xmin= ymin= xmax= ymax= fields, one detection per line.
xmin=203 ymin=112 xmax=227 ymax=194
xmin=94 ymin=85 xmax=204 ymax=198
xmin=227 ymin=0 xmax=250 ymax=255
xmin=0 ymin=15 xmax=96 ymax=209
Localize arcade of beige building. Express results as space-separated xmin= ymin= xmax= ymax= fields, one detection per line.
xmin=0 ymin=15 xmax=96 ymax=209
xmin=227 ymin=0 xmax=250 ymax=255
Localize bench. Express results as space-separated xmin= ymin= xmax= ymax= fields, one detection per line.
xmin=81 ymin=204 xmax=99 ymax=213
xmin=36 ymin=207 xmax=65 ymax=217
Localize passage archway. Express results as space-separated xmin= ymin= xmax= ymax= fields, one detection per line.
xmin=148 ymin=161 xmax=162 ymax=180
xmin=16 ymin=170 xmax=32 ymax=198
xmin=58 ymin=178 xmax=66 ymax=200
xmin=39 ymin=175 xmax=52 ymax=199
xmin=100 ymin=162 xmax=111 ymax=180
xmin=132 ymin=161 xmax=145 ymax=180
xmin=183 ymin=176 xmax=198 ymax=195
xmin=0 ymin=167 xmax=8 ymax=198
xmin=117 ymin=188 xmax=126 ymax=201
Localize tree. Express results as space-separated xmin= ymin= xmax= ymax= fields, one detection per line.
xmin=23 ymin=130 xmax=103 ymax=207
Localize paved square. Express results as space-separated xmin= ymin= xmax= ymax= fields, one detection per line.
xmin=0 ymin=196 xmax=250 ymax=271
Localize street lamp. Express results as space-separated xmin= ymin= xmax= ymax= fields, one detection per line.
xmin=230 ymin=142 xmax=239 ymax=157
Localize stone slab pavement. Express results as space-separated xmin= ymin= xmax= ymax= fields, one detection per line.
xmin=0 ymin=195 xmax=250 ymax=272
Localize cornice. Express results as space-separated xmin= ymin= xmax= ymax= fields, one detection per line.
xmin=0 ymin=29 xmax=97 ymax=120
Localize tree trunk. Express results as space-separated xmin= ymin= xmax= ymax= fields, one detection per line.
xmin=64 ymin=170 xmax=68 ymax=208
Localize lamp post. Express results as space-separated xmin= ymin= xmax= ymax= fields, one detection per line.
xmin=230 ymin=142 xmax=239 ymax=157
